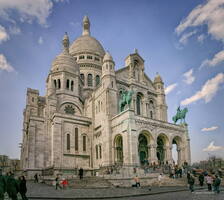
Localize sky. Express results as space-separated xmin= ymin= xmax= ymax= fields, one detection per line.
xmin=0 ymin=0 xmax=223 ymax=163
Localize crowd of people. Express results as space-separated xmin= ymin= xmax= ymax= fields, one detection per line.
xmin=0 ymin=169 xmax=28 ymax=200
xmin=187 ymin=171 xmax=222 ymax=193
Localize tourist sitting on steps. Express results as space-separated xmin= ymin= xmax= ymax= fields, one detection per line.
xmin=132 ymin=175 xmax=140 ymax=187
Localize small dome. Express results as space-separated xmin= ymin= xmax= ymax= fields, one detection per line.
xmin=51 ymin=33 xmax=78 ymax=73
xmin=154 ymin=73 xmax=163 ymax=83
xmin=103 ymin=51 xmax=113 ymax=62
xmin=70 ymin=35 xmax=105 ymax=57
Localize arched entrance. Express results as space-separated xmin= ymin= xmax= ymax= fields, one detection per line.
xmin=138 ymin=134 xmax=148 ymax=165
xmin=172 ymin=136 xmax=182 ymax=166
xmin=157 ymin=134 xmax=169 ymax=165
xmin=114 ymin=135 xmax=123 ymax=164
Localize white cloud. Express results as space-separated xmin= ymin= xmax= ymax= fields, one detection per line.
xmin=197 ymin=34 xmax=206 ymax=43
xmin=165 ymin=83 xmax=178 ymax=95
xmin=203 ymin=141 xmax=224 ymax=152
xmin=38 ymin=36 xmax=43 ymax=44
xmin=181 ymin=73 xmax=224 ymax=105
xmin=179 ymin=30 xmax=197 ymax=45
xmin=0 ymin=25 xmax=9 ymax=43
xmin=200 ymin=50 xmax=224 ymax=68
xmin=183 ymin=68 xmax=195 ymax=84
xmin=9 ymin=26 xmax=21 ymax=35
xmin=201 ymin=126 xmax=218 ymax=132
xmin=0 ymin=54 xmax=14 ymax=72
xmin=175 ymin=0 xmax=224 ymax=42
xmin=0 ymin=0 xmax=54 ymax=26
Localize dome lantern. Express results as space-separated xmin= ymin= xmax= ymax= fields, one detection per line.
xmin=82 ymin=16 xmax=90 ymax=36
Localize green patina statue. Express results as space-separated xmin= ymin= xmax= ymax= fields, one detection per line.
xmin=172 ymin=106 xmax=188 ymax=124
xmin=119 ymin=90 xmax=134 ymax=112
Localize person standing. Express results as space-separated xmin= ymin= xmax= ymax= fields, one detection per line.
xmin=6 ymin=173 xmax=19 ymax=200
xmin=198 ymin=173 xmax=204 ymax=187
xmin=188 ymin=174 xmax=195 ymax=193
xmin=0 ymin=169 xmax=6 ymax=200
xmin=213 ymin=175 xmax=221 ymax=194
xmin=158 ymin=174 xmax=163 ymax=187
xmin=19 ymin=176 xmax=28 ymax=200
xmin=55 ymin=175 xmax=61 ymax=190
xmin=205 ymin=174 xmax=213 ymax=191
xmin=79 ymin=168 xmax=83 ymax=180
xmin=34 ymin=174 xmax=38 ymax=183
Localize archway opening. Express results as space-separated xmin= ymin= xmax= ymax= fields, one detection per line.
xmin=114 ymin=135 xmax=123 ymax=164
xmin=157 ymin=134 xmax=168 ymax=165
xmin=172 ymin=136 xmax=182 ymax=166
xmin=138 ymin=134 xmax=148 ymax=166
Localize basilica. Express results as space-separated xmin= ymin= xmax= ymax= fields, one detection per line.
xmin=20 ymin=16 xmax=191 ymax=177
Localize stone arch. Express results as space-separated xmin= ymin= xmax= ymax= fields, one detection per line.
xmin=156 ymin=133 xmax=169 ymax=165
xmin=171 ymin=135 xmax=183 ymax=166
xmin=138 ymin=130 xmax=154 ymax=166
xmin=114 ymin=134 xmax=123 ymax=164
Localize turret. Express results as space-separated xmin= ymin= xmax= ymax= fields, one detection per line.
xmin=101 ymin=52 xmax=117 ymax=89
xmin=154 ymin=73 xmax=167 ymax=121
xmin=46 ymin=32 xmax=81 ymax=98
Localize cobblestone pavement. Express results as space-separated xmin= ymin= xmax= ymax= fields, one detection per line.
xmin=103 ymin=190 xmax=224 ymax=200
xmin=24 ymin=181 xmax=224 ymax=199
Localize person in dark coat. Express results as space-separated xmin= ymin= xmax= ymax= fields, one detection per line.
xmin=0 ymin=169 xmax=6 ymax=200
xmin=78 ymin=168 xmax=84 ymax=180
xmin=198 ymin=174 xmax=204 ymax=186
xmin=6 ymin=173 xmax=19 ymax=200
xmin=34 ymin=174 xmax=38 ymax=183
xmin=19 ymin=176 xmax=28 ymax=200
xmin=213 ymin=175 xmax=221 ymax=194
xmin=188 ymin=174 xmax=195 ymax=192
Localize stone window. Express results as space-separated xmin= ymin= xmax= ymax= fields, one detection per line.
xmin=136 ymin=94 xmax=142 ymax=115
xmin=66 ymin=79 xmax=69 ymax=90
xmin=79 ymin=55 xmax=85 ymax=59
xmin=71 ymin=81 xmax=74 ymax=91
xmin=99 ymin=145 xmax=102 ymax=159
xmin=87 ymin=74 xmax=93 ymax=86
xmin=67 ymin=134 xmax=70 ymax=150
xmin=110 ymin=65 xmax=112 ymax=70
xmin=95 ymin=57 xmax=100 ymax=61
xmin=74 ymin=57 xmax=77 ymax=61
xmin=64 ymin=105 xmax=75 ymax=115
xmin=150 ymin=111 xmax=153 ymax=119
xmin=87 ymin=55 xmax=92 ymax=59
xmin=75 ymin=128 xmax=78 ymax=151
xmin=96 ymin=145 xmax=98 ymax=159
xmin=96 ymin=75 xmax=100 ymax=86
xmin=54 ymin=80 xmax=57 ymax=88
xmin=31 ymin=97 xmax=34 ymax=102
xmin=83 ymin=135 xmax=86 ymax=152
xmin=57 ymin=79 xmax=61 ymax=89
xmin=111 ymin=81 xmax=113 ymax=88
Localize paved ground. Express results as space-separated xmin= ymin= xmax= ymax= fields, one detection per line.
xmin=24 ymin=181 xmax=224 ymax=199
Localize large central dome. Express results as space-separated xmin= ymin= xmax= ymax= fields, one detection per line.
xmin=69 ymin=16 xmax=105 ymax=57
xmin=70 ymin=35 xmax=105 ymax=57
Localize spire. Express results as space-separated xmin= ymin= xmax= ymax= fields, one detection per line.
xmin=82 ymin=16 xmax=90 ymax=36
xmin=62 ymin=32 xmax=69 ymax=54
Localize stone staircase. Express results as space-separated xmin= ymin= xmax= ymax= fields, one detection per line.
xmin=68 ymin=177 xmax=114 ymax=188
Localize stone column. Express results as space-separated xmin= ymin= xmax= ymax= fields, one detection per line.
xmin=149 ymin=144 xmax=158 ymax=164
xmin=177 ymin=147 xmax=181 ymax=166
xmin=166 ymin=145 xmax=173 ymax=164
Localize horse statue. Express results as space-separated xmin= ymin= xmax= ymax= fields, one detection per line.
xmin=172 ymin=106 xmax=188 ymax=124
xmin=119 ymin=90 xmax=134 ymax=112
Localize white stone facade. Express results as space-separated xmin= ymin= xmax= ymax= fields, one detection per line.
xmin=20 ymin=16 xmax=191 ymax=176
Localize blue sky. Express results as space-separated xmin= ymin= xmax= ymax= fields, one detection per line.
xmin=0 ymin=0 xmax=223 ymax=162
